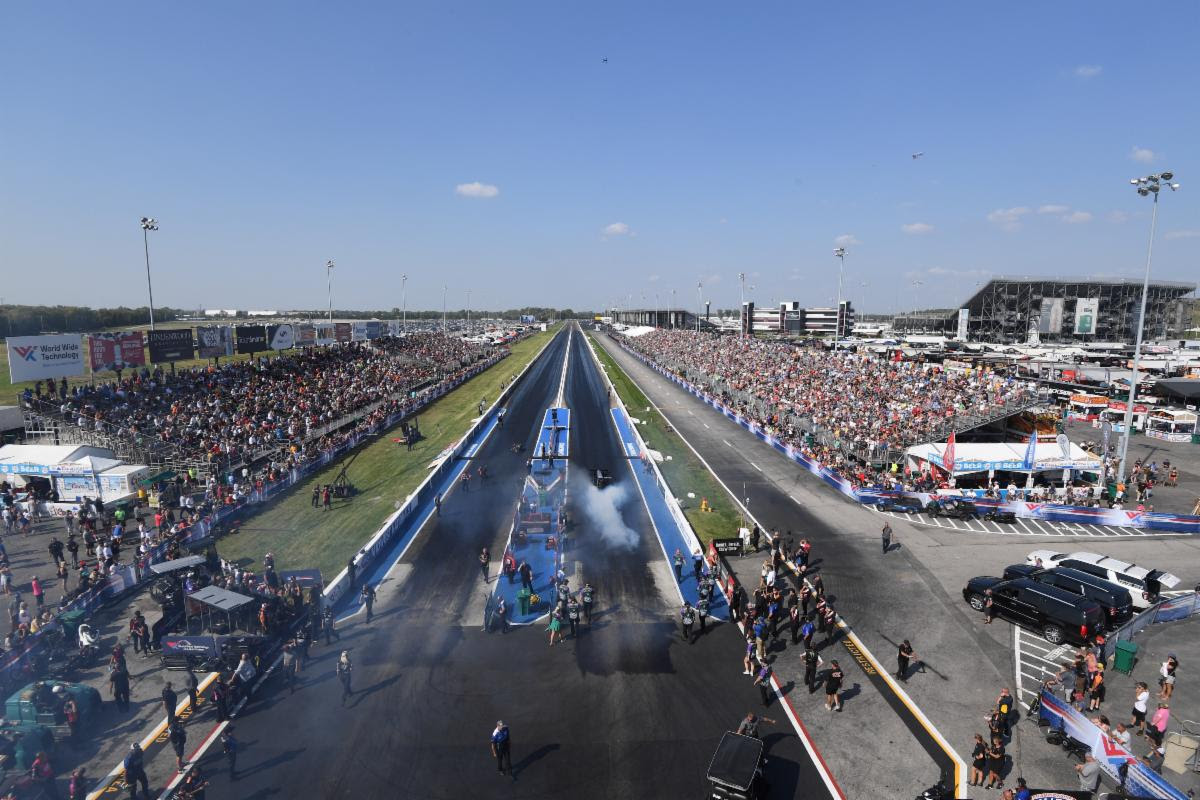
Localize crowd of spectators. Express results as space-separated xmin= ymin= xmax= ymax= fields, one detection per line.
xmin=624 ymin=330 xmax=1038 ymax=489
xmin=22 ymin=333 xmax=494 ymax=473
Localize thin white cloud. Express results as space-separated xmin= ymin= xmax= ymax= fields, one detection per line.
xmin=1062 ymin=211 xmax=1092 ymax=224
xmin=901 ymin=222 xmax=934 ymax=235
xmin=1074 ymin=65 xmax=1102 ymax=78
xmin=603 ymin=222 xmax=632 ymax=238
xmin=986 ymin=206 xmax=1030 ymax=232
xmin=1130 ymin=146 xmax=1156 ymax=164
xmin=1038 ymin=204 xmax=1070 ymax=214
xmin=647 ymin=274 xmax=660 ymax=282
xmin=925 ymin=266 xmax=989 ymax=278
xmin=455 ymin=181 xmax=499 ymax=198
xmin=1107 ymin=211 xmax=1130 ymax=224
xmin=834 ymin=234 xmax=859 ymax=247
xmin=1164 ymin=229 xmax=1200 ymax=240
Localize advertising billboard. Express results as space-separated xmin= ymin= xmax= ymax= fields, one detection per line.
xmin=1037 ymin=298 xmax=1064 ymax=334
xmin=266 ymin=324 xmax=295 ymax=351
xmin=7 ymin=334 xmax=86 ymax=383
xmin=364 ymin=321 xmax=382 ymax=340
xmin=1073 ymin=298 xmax=1098 ymax=335
xmin=334 ymin=323 xmax=352 ymax=343
xmin=195 ymin=326 xmax=234 ymax=359
xmin=295 ymin=324 xmax=316 ymax=347
xmin=88 ymin=331 xmax=146 ymax=372
xmin=315 ymin=324 xmax=336 ymax=346
xmin=235 ymin=325 xmax=267 ymax=354
xmin=147 ymin=329 xmax=195 ymax=362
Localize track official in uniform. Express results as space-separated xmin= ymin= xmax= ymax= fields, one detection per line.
xmin=881 ymin=523 xmax=893 ymax=554
xmin=897 ymin=639 xmax=918 ymax=682
xmin=360 ymin=583 xmax=376 ymax=623
xmin=680 ymin=601 xmax=696 ymax=643
xmin=491 ymin=721 xmax=512 ymax=776
xmin=581 ymin=582 xmax=595 ymax=624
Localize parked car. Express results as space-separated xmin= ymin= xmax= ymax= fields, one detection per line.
xmin=1025 ymin=550 xmax=1182 ymax=610
xmin=876 ymin=497 xmax=922 ymax=514
xmin=925 ymin=497 xmax=979 ymax=519
xmin=1002 ymin=565 xmax=1134 ymax=628
xmin=962 ymin=576 xmax=1104 ymax=645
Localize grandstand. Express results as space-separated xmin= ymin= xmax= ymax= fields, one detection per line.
xmin=893 ymin=276 xmax=1196 ymax=343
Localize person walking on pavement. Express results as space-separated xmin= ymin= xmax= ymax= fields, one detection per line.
xmin=789 ymin=604 xmax=802 ymax=645
xmin=518 ymin=560 xmax=533 ymax=592
xmin=185 ymin=668 xmax=199 ymax=715
xmin=566 ymin=595 xmax=581 ymax=638
xmin=804 ymin=645 xmax=821 ymax=693
xmin=881 ymin=523 xmax=893 ymax=554
xmin=221 ymin=729 xmax=238 ymax=779
xmin=336 ymin=651 xmax=353 ymax=705
xmin=67 ymin=767 xmax=88 ymax=800
xmin=434 ymin=493 xmax=442 ymax=516
xmin=673 ymin=549 xmax=684 ymax=583
xmin=680 ymin=601 xmax=696 ymax=643
xmin=30 ymin=750 xmax=56 ymax=799
xmin=697 ymin=596 xmax=710 ymax=635
xmin=692 ymin=549 xmax=704 ymax=582
xmin=110 ymin=664 xmax=131 ymax=713
xmin=753 ymin=658 xmax=774 ymax=707
xmin=479 ymin=547 xmax=490 ymax=583
xmin=323 ymin=608 xmax=339 ymax=645
xmin=491 ymin=721 xmax=512 ymax=776
xmin=825 ymin=660 xmax=845 ymax=711
xmin=360 ymin=583 xmax=376 ymax=623
xmin=169 ymin=721 xmax=188 ymax=771
xmin=897 ymin=639 xmax=918 ymax=682
xmin=494 ymin=597 xmax=508 ymax=633
xmin=162 ymin=682 xmax=178 ymax=726
xmin=581 ymin=581 xmax=595 ymax=624
xmin=281 ymin=642 xmax=299 ymax=693
xmin=123 ymin=743 xmax=150 ymax=799
xmin=547 ymin=607 xmax=564 ymax=646
xmin=212 ymin=678 xmax=229 ymax=723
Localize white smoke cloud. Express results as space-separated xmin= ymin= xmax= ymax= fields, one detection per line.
xmin=575 ymin=480 xmax=639 ymax=549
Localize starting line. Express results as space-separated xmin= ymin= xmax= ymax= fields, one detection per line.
xmin=869 ymin=505 xmax=1187 ymax=538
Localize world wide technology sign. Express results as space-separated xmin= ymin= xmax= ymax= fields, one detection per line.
xmin=7 ymin=334 xmax=86 ymax=383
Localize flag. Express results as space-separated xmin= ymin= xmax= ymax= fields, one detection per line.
xmin=943 ymin=432 xmax=956 ymax=473
xmin=1022 ymin=428 xmax=1038 ymax=470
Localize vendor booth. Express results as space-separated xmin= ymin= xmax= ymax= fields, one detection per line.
xmin=906 ymin=439 xmax=1103 ymax=492
xmin=1067 ymin=393 xmax=1108 ymax=422
xmin=1099 ymin=401 xmax=1149 ymax=433
xmin=1146 ymin=408 xmax=1198 ymax=443
xmin=0 ymin=443 xmax=150 ymax=508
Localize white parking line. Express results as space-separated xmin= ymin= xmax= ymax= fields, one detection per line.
xmin=751 ymin=462 xmax=763 ymax=472
xmin=723 ymin=439 xmax=733 ymax=447
xmin=703 ymin=423 xmax=710 ymax=429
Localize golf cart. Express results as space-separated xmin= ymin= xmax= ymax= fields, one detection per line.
xmin=981 ymin=507 xmax=1017 ymax=524
xmin=705 ymin=732 xmax=767 ymax=799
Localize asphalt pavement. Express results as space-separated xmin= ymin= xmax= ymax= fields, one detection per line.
xmin=186 ymin=325 xmax=836 ymax=800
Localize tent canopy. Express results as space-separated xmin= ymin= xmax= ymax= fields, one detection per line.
xmin=906 ymin=440 xmax=1101 ymax=475
xmin=188 ymin=585 xmax=254 ymax=613
xmin=0 ymin=444 xmax=116 ymax=476
xmin=1155 ymin=379 xmax=1200 ymax=402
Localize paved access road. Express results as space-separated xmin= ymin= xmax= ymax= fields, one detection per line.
xmin=869 ymin=504 xmax=1188 ymax=538
xmin=187 ymin=326 xmax=836 ymax=800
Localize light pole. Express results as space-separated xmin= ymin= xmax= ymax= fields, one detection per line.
xmin=1118 ymin=171 xmax=1179 ymax=485
xmin=738 ymin=272 xmax=746 ymax=337
xmin=654 ymin=292 xmax=660 ymax=329
xmin=669 ymin=289 xmax=676 ymax=329
xmin=442 ymin=285 xmax=447 ymax=334
xmin=325 ymin=260 xmax=335 ymax=323
xmin=696 ymin=281 xmax=703 ymax=332
xmin=833 ymin=247 xmax=847 ymax=343
xmin=401 ymin=274 xmax=408 ymax=333
xmin=140 ymin=217 xmax=158 ymax=330
xmin=467 ymin=289 xmax=472 ymax=336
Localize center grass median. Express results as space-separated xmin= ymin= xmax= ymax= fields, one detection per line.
xmin=588 ymin=332 xmax=742 ymax=547
xmin=219 ymin=325 xmax=560 ymax=580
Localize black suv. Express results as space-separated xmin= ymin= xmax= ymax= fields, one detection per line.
xmin=962 ymin=576 xmax=1104 ymax=645
xmin=1001 ymin=565 xmax=1134 ymax=628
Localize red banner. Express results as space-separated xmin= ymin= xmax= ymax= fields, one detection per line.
xmin=88 ymin=332 xmax=146 ymax=372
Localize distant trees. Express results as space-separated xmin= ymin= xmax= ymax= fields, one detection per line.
xmin=0 ymin=305 xmax=183 ymax=337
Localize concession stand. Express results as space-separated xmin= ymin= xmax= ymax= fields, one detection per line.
xmin=1098 ymin=401 xmax=1149 ymax=433
xmin=906 ymin=440 xmax=1103 ymax=491
xmin=1067 ymin=393 xmax=1109 ymax=422
xmin=1145 ymin=408 xmax=1198 ymax=443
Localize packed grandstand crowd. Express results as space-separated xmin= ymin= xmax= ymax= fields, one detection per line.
xmin=20 ymin=333 xmax=494 ymax=473
xmin=624 ymin=329 xmax=1039 ymax=490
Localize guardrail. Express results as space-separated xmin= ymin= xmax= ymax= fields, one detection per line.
xmin=1100 ymin=591 xmax=1200 ymax=664
xmin=616 ymin=339 xmax=1200 ymax=535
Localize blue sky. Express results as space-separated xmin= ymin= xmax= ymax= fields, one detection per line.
xmin=2 ymin=2 xmax=1197 ymax=314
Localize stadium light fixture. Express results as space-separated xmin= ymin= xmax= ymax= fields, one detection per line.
xmin=1117 ymin=171 xmax=1179 ymax=487
xmin=401 ymin=274 xmax=408 ymax=332
xmin=140 ymin=217 xmax=158 ymax=330
xmin=833 ymin=248 xmax=847 ymax=345
xmin=325 ymin=260 xmax=335 ymax=324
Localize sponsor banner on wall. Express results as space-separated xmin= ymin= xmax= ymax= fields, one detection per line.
xmin=1037 ymin=298 xmax=1064 ymax=334
xmin=295 ymin=324 xmax=316 ymax=347
xmin=88 ymin=331 xmax=146 ymax=372
xmin=387 ymin=320 xmax=401 ymax=337
xmin=195 ymin=326 xmax=234 ymax=359
xmin=267 ymin=324 xmax=295 ymax=350
xmin=352 ymin=321 xmax=369 ymax=341
xmin=365 ymin=321 xmax=383 ymax=340
xmin=315 ymin=324 xmax=335 ymax=346
xmin=147 ymin=329 xmax=195 ymax=362
xmin=7 ymin=334 xmax=86 ymax=383
xmin=235 ymin=325 xmax=267 ymax=354
xmin=1074 ymin=298 xmax=1098 ymax=334
xmin=334 ymin=322 xmax=352 ymax=343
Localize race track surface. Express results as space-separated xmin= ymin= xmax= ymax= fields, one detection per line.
xmin=190 ymin=326 xmax=835 ymax=800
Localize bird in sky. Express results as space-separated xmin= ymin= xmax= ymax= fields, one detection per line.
xmin=911 ymin=152 xmax=924 ymax=159
xmin=602 ymin=57 xmax=608 ymax=63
